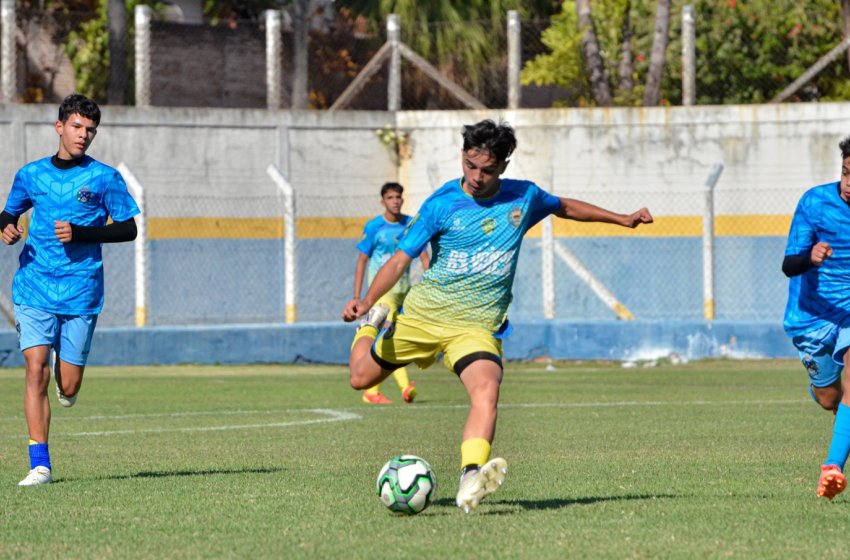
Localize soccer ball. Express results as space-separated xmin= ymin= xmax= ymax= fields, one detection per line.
xmin=376 ymin=455 xmax=437 ymax=515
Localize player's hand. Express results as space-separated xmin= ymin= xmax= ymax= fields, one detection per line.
xmin=54 ymin=220 xmax=73 ymax=243
xmin=625 ymin=207 xmax=653 ymax=228
xmin=1 ymin=223 xmax=23 ymax=245
xmin=811 ymin=241 xmax=833 ymax=266
xmin=342 ymin=298 xmax=370 ymax=322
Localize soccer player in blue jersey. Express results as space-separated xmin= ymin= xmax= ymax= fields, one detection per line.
xmin=353 ymin=182 xmax=429 ymax=405
xmin=782 ymin=134 xmax=850 ymax=500
xmin=342 ymin=119 xmax=653 ymax=512
xmin=0 ymin=93 xmax=140 ymax=486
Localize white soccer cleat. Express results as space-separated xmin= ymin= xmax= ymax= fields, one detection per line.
xmin=455 ymin=457 xmax=508 ymax=513
xmin=358 ymin=304 xmax=390 ymax=331
xmin=18 ymin=466 xmax=52 ymax=487
xmin=52 ymin=350 xmax=77 ymax=408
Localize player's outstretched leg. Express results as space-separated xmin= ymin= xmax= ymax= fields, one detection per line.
xmin=455 ymin=457 xmax=508 ymax=513
xmin=817 ymin=464 xmax=846 ymax=500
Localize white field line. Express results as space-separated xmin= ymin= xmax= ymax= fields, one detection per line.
xmin=0 ymin=399 xmax=809 ymax=438
xmin=62 ymin=408 xmax=361 ymax=437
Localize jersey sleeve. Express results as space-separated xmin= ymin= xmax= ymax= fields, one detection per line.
xmin=356 ymin=219 xmax=376 ymax=257
xmin=3 ymin=169 xmax=33 ymax=216
xmin=103 ymin=169 xmax=141 ymax=222
xmin=785 ymin=195 xmax=816 ymax=257
xmin=526 ymin=183 xmax=562 ymax=229
xmin=398 ymin=199 xmax=441 ymax=258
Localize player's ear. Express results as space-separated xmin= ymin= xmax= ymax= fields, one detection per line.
xmin=54 ymin=120 xmax=63 ymax=135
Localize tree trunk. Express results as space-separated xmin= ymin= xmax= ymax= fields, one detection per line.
xmin=291 ymin=0 xmax=309 ymax=109
xmin=107 ymin=0 xmax=127 ymax=105
xmin=576 ymin=0 xmax=612 ymax=106
xmin=617 ymin=0 xmax=634 ymax=94
xmin=843 ymin=0 xmax=850 ymax=73
xmin=643 ymin=0 xmax=670 ymax=106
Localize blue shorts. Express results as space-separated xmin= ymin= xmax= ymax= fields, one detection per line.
xmin=15 ymin=304 xmax=98 ymax=366
xmin=791 ymin=323 xmax=850 ymax=388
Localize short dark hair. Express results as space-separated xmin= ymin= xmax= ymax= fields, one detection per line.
xmin=461 ymin=119 xmax=517 ymax=162
xmin=58 ymin=93 xmax=101 ymax=126
xmin=840 ymin=135 xmax=850 ymax=159
xmin=380 ymin=182 xmax=404 ymax=196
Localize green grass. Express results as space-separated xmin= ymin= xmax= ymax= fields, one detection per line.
xmin=0 ymin=360 xmax=845 ymax=559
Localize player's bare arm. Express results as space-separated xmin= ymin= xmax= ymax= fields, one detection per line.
xmin=353 ymin=252 xmax=369 ymax=298
xmin=343 ymin=250 xmax=412 ymax=322
xmin=556 ymin=197 xmax=653 ymax=227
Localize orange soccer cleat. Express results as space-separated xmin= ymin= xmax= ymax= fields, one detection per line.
xmin=362 ymin=392 xmax=393 ymax=405
xmin=817 ymin=464 xmax=846 ymax=500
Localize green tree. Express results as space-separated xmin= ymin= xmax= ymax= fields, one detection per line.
xmin=523 ymin=0 xmax=850 ymax=106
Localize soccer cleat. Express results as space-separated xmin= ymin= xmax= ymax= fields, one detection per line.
xmin=401 ymin=381 xmax=417 ymax=404
xmin=52 ymin=349 xmax=77 ymax=408
xmin=358 ymin=304 xmax=390 ymax=331
xmin=18 ymin=466 xmax=52 ymax=487
xmin=362 ymin=392 xmax=393 ymax=405
xmin=455 ymin=457 xmax=508 ymax=513
xmin=817 ymin=464 xmax=846 ymax=500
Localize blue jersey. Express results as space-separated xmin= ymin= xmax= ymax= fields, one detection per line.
xmin=783 ymin=181 xmax=850 ymax=336
xmin=398 ymin=178 xmax=561 ymax=331
xmin=357 ymin=214 xmax=414 ymax=298
xmin=4 ymin=156 xmax=140 ymax=315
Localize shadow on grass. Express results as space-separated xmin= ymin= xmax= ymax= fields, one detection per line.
xmin=431 ymin=493 xmax=676 ymax=514
xmin=85 ymin=466 xmax=285 ymax=482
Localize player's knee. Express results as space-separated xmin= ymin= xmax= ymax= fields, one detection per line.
xmin=812 ymin=385 xmax=841 ymax=412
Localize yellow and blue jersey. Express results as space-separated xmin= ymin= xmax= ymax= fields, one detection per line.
xmin=357 ymin=214 xmax=414 ymax=298
xmin=784 ymin=181 xmax=850 ymax=337
xmin=4 ymin=156 xmax=140 ymax=315
xmin=398 ymin=178 xmax=561 ymax=332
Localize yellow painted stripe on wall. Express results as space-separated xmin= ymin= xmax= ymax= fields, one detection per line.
xmin=145 ymin=215 xmax=793 ymax=240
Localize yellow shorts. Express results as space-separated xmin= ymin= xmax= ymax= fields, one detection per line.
xmin=375 ymin=292 xmax=405 ymax=320
xmin=372 ymin=314 xmax=503 ymax=374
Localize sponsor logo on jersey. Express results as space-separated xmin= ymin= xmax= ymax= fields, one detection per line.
xmin=508 ymin=207 xmax=522 ymax=227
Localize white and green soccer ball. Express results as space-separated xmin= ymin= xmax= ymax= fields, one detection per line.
xmin=376 ymin=455 xmax=437 ymax=515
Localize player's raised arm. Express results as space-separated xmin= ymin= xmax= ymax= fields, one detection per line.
xmin=342 ymin=250 xmax=412 ymax=321
xmin=555 ymin=197 xmax=653 ymax=228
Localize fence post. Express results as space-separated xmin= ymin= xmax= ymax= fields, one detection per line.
xmin=507 ymin=10 xmax=521 ymax=109
xmin=267 ymin=164 xmax=297 ymax=324
xmin=265 ymin=9 xmax=282 ymax=110
xmin=682 ymin=5 xmax=696 ymax=106
xmin=118 ymin=163 xmax=149 ymax=327
xmin=541 ymin=216 xmax=555 ymax=319
xmin=1 ymin=0 xmax=16 ymax=104
xmin=387 ymin=14 xmax=401 ymax=111
xmin=134 ymin=5 xmax=152 ymax=107
xmin=702 ymin=163 xmax=724 ymax=321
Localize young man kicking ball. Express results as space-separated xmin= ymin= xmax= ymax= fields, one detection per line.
xmin=342 ymin=119 xmax=653 ymax=512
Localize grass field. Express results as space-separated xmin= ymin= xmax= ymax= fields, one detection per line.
xmin=0 ymin=359 xmax=846 ymax=559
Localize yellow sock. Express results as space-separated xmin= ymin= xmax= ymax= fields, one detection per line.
xmin=351 ymin=325 xmax=378 ymax=349
xmin=392 ymin=366 xmax=410 ymax=389
xmin=460 ymin=437 xmax=491 ymax=470
xmin=364 ymin=384 xmax=381 ymax=395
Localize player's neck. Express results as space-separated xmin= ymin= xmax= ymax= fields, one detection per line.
xmin=51 ymin=153 xmax=85 ymax=170
xmin=384 ymin=211 xmax=402 ymax=223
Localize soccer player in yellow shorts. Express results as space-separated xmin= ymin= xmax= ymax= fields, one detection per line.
xmin=343 ymin=119 xmax=653 ymax=512
xmin=352 ymin=182 xmax=429 ymax=404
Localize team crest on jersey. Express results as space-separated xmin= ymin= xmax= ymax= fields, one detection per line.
xmin=481 ymin=218 xmax=497 ymax=235
xmin=76 ymin=186 xmax=97 ymax=204
xmin=508 ymin=207 xmax=523 ymax=228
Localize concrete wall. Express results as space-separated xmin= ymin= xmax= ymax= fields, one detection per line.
xmin=0 ymin=102 xmax=846 ymax=363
